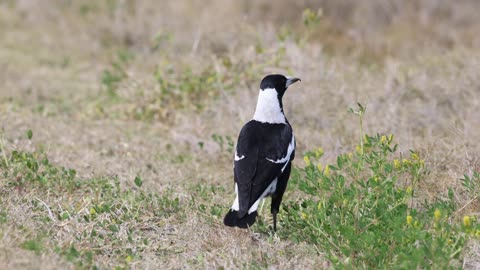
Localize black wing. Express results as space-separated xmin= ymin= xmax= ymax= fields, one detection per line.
xmin=234 ymin=121 xmax=294 ymax=218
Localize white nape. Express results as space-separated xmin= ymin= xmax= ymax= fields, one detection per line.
xmin=252 ymin=88 xmax=286 ymax=124
xmin=234 ymin=151 xmax=245 ymax=161
xmin=231 ymin=183 xmax=239 ymax=210
xmin=248 ymin=178 xmax=278 ymax=214
xmin=266 ymin=136 xmax=295 ymax=172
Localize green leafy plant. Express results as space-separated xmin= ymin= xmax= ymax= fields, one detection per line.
xmin=299 ymin=8 xmax=323 ymax=45
xmin=211 ymin=133 xmax=234 ymax=153
xmin=302 ymin=8 xmax=322 ymax=29
xmin=154 ymin=65 xmax=222 ymax=111
xmin=101 ymin=50 xmax=133 ymax=97
xmin=280 ymin=104 xmax=479 ymax=269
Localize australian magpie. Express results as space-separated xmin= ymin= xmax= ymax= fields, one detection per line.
xmin=223 ymin=74 xmax=300 ymax=231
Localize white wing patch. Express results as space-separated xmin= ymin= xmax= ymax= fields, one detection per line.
xmin=266 ymin=136 xmax=295 ymax=172
xmin=234 ymin=151 xmax=245 ymax=161
xmin=231 ymin=183 xmax=239 ymax=211
xmin=248 ymin=178 xmax=278 ymax=214
xmin=231 ymin=179 xmax=278 ymax=213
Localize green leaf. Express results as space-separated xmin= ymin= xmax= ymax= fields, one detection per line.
xmin=134 ymin=176 xmax=143 ymax=187
xmin=337 ymin=156 xmax=343 ymax=169
xmin=108 ymin=224 xmax=119 ymax=232
xmin=26 ymin=129 xmax=33 ymax=140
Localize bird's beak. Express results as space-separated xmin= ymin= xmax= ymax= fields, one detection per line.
xmin=285 ymin=76 xmax=301 ymax=88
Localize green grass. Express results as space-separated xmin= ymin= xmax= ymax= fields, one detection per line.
xmin=1 ymin=112 xmax=479 ymax=268
xmin=0 ymin=133 xmax=185 ymax=269
xmin=1 ymin=99 xmax=479 ymax=269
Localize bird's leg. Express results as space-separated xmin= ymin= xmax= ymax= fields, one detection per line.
xmin=271 ymin=195 xmax=282 ymax=232
xmin=272 ymin=210 xmax=278 ymax=232
xmin=270 ymin=163 xmax=292 ymax=232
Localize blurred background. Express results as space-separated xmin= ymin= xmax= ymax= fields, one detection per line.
xmin=2 ymin=0 xmax=479 ymax=180
xmin=1 ymin=0 xmax=480 ymax=268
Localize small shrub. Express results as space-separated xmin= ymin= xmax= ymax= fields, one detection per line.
xmin=280 ymin=105 xmax=479 ymax=268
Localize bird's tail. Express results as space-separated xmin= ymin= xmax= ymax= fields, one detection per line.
xmin=223 ymin=210 xmax=257 ymax=228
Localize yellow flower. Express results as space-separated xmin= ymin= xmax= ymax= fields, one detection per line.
xmin=206 ymin=76 xmax=215 ymax=84
xmin=304 ymin=156 xmax=311 ymax=166
xmin=89 ymin=208 xmax=96 ymax=215
xmin=411 ymin=153 xmax=419 ymax=161
xmin=324 ymin=165 xmax=330 ymax=177
xmin=373 ymin=176 xmax=379 ymax=183
xmin=434 ymin=209 xmax=441 ymax=222
xmin=347 ymin=152 xmax=353 ymax=159
xmin=317 ymin=163 xmax=323 ymax=171
xmin=301 ymin=212 xmax=307 ymax=219
xmin=315 ymin=147 xmax=324 ymax=158
xmin=317 ymin=202 xmax=322 ymax=210
xmin=393 ymin=159 xmax=401 ymax=169
xmin=402 ymin=158 xmax=411 ymax=165
xmin=406 ymin=186 xmax=413 ymax=195
xmin=464 ymin=216 xmax=472 ymax=227
xmin=406 ymin=215 xmax=413 ymax=225
xmin=126 ymin=255 xmax=133 ymax=263
xmin=420 ymin=159 xmax=425 ymax=167
xmin=355 ymin=145 xmax=362 ymax=154
xmin=380 ymin=135 xmax=387 ymax=144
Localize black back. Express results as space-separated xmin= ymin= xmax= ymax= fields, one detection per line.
xmin=234 ymin=120 xmax=295 ymax=218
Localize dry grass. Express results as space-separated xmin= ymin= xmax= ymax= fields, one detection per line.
xmin=1 ymin=0 xmax=480 ymax=268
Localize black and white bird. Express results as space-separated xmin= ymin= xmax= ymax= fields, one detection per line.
xmin=224 ymin=74 xmax=300 ymax=231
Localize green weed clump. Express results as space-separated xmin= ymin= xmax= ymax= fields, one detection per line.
xmin=153 ymin=64 xmax=225 ymax=112
xmin=281 ymin=105 xmax=480 ymax=269
xmin=94 ymin=43 xmax=289 ymax=121
xmin=101 ymin=50 xmax=133 ymax=97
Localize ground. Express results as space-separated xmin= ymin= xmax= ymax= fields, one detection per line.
xmin=1 ymin=1 xmax=480 ymax=269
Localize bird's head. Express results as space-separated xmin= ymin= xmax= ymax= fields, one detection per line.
xmin=260 ymin=74 xmax=301 ymax=98
xmin=253 ymin=74 xmax=301 ymax=123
